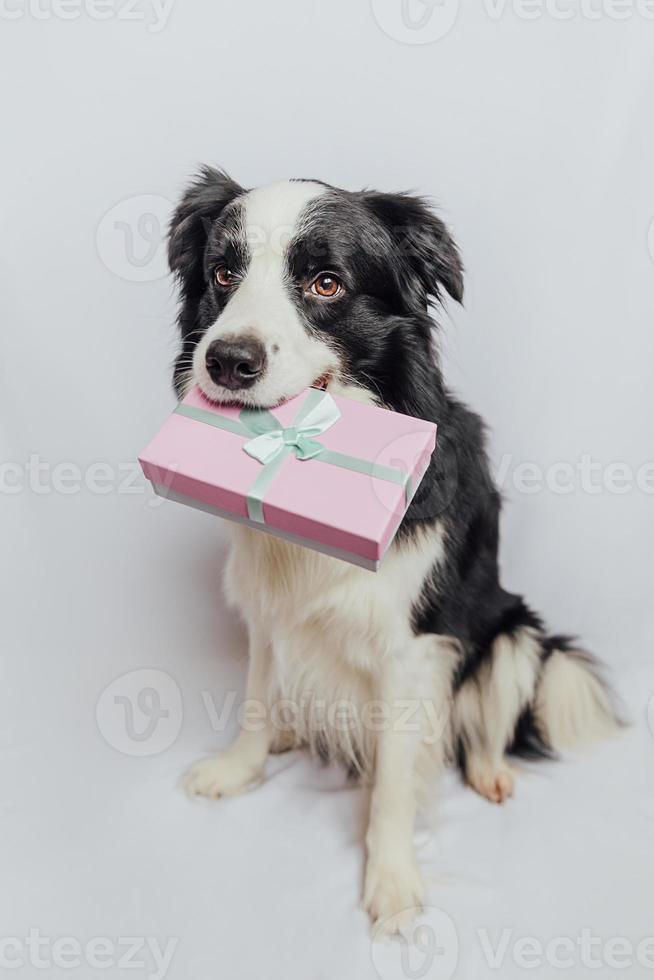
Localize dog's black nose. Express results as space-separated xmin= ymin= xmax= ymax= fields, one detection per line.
xmin=205 ymin=337 xmax=267 ymax=390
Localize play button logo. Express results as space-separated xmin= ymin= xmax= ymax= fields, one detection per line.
xmin=371 ymin=0 xmax=460 ymax=44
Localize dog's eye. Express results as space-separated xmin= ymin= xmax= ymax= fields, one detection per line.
xmin=215 ymin=265 xmax=237 ymax=287
xmin=310 ymin=273 xmax=343 ymax=299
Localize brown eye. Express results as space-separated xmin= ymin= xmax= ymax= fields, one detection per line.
xmin=310 ymin=273 xmax=343 ymax=298
xmin=215 ymin=265 xmax=236 ymax=287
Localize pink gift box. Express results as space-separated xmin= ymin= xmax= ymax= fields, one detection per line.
xmin=138 ymin=386 xmax=437 ymax=572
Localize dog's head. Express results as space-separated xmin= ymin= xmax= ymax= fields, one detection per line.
xmin=169 ymin=167 xmax=463 ymax=413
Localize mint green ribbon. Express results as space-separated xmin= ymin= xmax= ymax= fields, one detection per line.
xmin=175 ymin=389 xmax=413 ymax=524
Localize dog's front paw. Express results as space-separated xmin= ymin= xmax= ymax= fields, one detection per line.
xmin=364 ymin=859 xmax=426 ymax=936
xmin=184 ymin=752 xmax=264 ymax=799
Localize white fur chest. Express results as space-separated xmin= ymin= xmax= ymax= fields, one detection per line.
xmin=223 ymin=523 xmax=444 ymax=772
xmin=225 ymin=523 xmax=443 ymax=672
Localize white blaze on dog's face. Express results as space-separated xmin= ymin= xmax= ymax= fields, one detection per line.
xmin=191 ymin=180 xmax=340 ymax=407
xmin=169 ymin=168 xmax=465 ymax=410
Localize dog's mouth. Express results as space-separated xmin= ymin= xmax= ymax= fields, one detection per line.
xmin=196 ymin=371 xmax=334 ymax=409
xmin=311 ymin=372 xmax=332 ymax=391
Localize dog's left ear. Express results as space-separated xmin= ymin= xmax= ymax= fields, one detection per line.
xmin=362 ymin=192 xmax=464 ymax=308
xmin=168 ymin=166 xmax=245 ymax=305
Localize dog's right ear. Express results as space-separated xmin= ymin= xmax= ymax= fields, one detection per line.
xmin=168 ymin=166 xmax=244 ymax=302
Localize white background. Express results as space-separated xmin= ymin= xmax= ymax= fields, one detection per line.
xmin=2 ymin=1 xmax=654 ymax=978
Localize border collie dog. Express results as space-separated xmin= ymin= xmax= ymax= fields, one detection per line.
xmin=169 ymin=168 xmax=618 ymax=932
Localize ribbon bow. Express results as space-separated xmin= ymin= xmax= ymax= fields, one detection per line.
xmin=240 ymin=389 xmax=340 ymax=465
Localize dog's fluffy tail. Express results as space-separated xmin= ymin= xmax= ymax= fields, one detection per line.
xmin=455 ymin=619 xmax=622 ymax=778
xmin=529 ymin=637 xmax=622 ymax=752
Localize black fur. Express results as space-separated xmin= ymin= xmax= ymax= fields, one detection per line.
xmin=169 ymin=167 xmax=246 ymax=393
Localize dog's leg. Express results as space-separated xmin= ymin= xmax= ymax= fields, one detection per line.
xmin=185 ymin=622 xmax=274 ymax=798
xmin=363 ymin=634 xmax=454 ymax=935
xmin=453 ymin=628 xmax=541 ymax=803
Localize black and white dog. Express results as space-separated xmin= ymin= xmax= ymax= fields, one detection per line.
xmin=169 ymin=168 xmax=618 ymax=932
